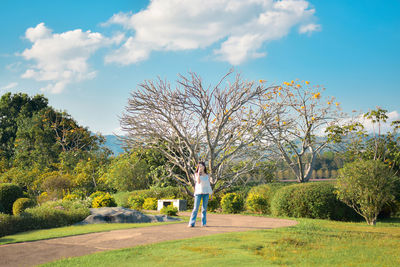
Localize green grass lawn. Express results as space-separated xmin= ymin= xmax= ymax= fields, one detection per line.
xmin=40 ymin=217 xmax=400 ymax=267
xmin=0 ymin=216 xmax=188 ymax=245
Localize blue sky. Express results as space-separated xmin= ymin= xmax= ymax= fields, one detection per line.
xmin=0 ymin=0 xmax=399 ymax=135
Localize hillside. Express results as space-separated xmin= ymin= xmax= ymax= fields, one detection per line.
xmin=103 ymin=135 xmax=124 ymax=156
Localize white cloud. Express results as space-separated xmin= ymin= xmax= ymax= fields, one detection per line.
xmin=104 ymin=0 xmax=319 ymax=65
xmin=1 ymin=82 xmax=18 ymax=91
xmin=20 ymin=23 xmax=115 ymax=94
xmin=6 ymin=62 xmax=23 ymax=72
xmin=299 ymin=23 xmax=321 ymax=34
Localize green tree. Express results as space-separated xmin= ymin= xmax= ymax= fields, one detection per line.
xmin=71 ymin=146 xmax=111 ymax=194
xmin=326 ymin=107 xmax=400 ymax=174
xmin=12 ymin=107 xmax=106 ymax=170
xmin=100 ymin=152 xmax=150 ymax=192
xmin=131 ymin=146 xmax=177 ymax=188
xmin=13 ymin=109 xmax=60 ymax=169
xmin=0 ymin=92 xmax=48 ymax=166
xmin=335 ymin=159 xmax=399 ymax=225
xmin=0 ymin=167 xmax=41 ymax=195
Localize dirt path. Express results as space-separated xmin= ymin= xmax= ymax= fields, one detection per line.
xmin=0 ymin=212 xmax=297 ymax=267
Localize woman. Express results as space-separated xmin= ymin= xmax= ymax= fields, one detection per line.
xmin=188 ymin=161 xmax=213 ymax=227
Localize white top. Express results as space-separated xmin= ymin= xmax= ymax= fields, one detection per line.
xmin=194 ymin=173 xmax=213 ymax=195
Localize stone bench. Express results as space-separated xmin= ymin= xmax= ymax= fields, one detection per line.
xmin=157 ymin=199 xmax=187 ymax=211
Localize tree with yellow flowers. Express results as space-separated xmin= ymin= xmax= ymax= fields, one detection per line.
xmin=258 ymin=80 xmax=342 ymax=183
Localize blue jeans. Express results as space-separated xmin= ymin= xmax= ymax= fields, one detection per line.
xmin=188 ymin=194 xmax=209 ymax=226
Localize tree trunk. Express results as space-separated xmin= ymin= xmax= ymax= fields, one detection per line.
xmin=366 ymin=217 xmax=377 ymax=226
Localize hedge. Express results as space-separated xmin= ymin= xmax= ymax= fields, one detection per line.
xmin=12 ymin=198 xmax=35 ymax=215
xmin=0 ymin=183 xmax=23 ymax=214
xmin=270 ymin=182 xmax=360 ymax=221
xmin=128 ymin=195 xmax=145 ymax=210
xmin=221 ymin=193 xmax=244 ymax=213
xmin=245 ymin=183 xmax=288 ymax=214
xmin=0 ymin=199 xmax=90 ymax=237
xmin=114 ymin=186 xmax=194 ymax=210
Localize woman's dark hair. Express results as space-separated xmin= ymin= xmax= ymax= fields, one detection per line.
xmin=195 ymin=161 xmax=207 ymax=174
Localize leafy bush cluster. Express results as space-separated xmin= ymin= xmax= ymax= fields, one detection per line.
xmin=207 ymin=195 xmax=221 ymax=212
xmin=335 ymin=159 xmax=399 ymax=225
xmin=114 ymin=186 xmax=193 ymax=209
xmin=245 ymin=183 xmax=287 ymax=214
xmin=12 ymin=198 xmax=35 ymax=215
xmin=160 ymin=204 xmax=178 ymax=216
xmin=221 ymin=193 xmax=244 ymax=213
xmin=143 ymin=197 xmax=158 ymax=210
xmin=62 ymin=193 xmax=81 ymax=201
xmin=92 ymin=193 xmax=117 ymax=208
xmin=270 ymin=182 xmax=360 ymax=221
xmin=246 ymin=193 xmax=268 ymax=214
xmin=128 ymin=195 xmax=145 ymax=210
xmin=0 ymin=183 xmax=24 ymax=214
xmin=0 ymin=199 xmax=90 ymax=237
xmin=89 ymin=191 xmax=106 ymax=200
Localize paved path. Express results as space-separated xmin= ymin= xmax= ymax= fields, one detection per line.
xmin=0 ymin=212 xmax=297 ymax=267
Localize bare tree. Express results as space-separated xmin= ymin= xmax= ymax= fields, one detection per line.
xmin=259 ymin=80 xmax=342 ymax=182
xmin=120 ymin=71 xmax=278 ymax=195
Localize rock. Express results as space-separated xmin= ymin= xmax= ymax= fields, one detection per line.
xmin=75 ymin=207 xmax=181 ymax=225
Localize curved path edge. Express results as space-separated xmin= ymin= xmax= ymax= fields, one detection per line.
xmin=0 ymin=212 xmax=297 ymax=267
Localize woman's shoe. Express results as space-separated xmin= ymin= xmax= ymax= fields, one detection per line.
xmin=187 ymin=225 xmax=194 ymax=228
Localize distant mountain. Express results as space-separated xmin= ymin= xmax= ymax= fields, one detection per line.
xmin=103 ymin=135 xmax=124 ymax=156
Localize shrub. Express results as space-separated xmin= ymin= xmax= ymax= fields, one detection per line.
xmin=245 ymin=183 xmax=288 ymax=214
xmin=143 ymin=197 xmax=158 ymax=210
xmin=12 ymin=198 xmax=35 ymax=215
xmin=335 ymin=159 xmax=399 ymax=225
xmin=160 ymin=204 xmax=178 ymax=216
xmin=89 ymin=191 xmax=106 ymax=200
xmin=147 ymin=186 xmax=195 ymax=208
xmin=223 ymin=185 xmax=252 ymax=198
xmin=207 ymin=195 xmax=221 ymax=212
xmin=0 ymin=200 xmax=90 ymax=237
xmin=246 ymin=193 xmax=269 ymax=214
xmin=148 ymin=186 xmax=181 ymax=199
xmin=113 ymin=191 xmax=138 ymax=208
xmin=120 ymin=186 xmax=195 ymax=209
xmin=37 ymin=191 xmax=51 ymax=204
xmin=92 ymin=193 xmax=117 ymax=208
xmin=62 ymin=193 xmax=81 ymax=201
xmin=221 ymin=193 xmax=244 ymax=213
xmin=0 ymin=183 xmax=23 ymax=214
xmin=379 ymin=175 xmax=400 ymax=218
xmin=0 ymin=213 xmax=22 ymax=237
xmin=40 ymin=173 xmax=72 ymax=199
xmin=128 ymin=195 xmax=146 ymax=210
xmin=271 ymin=182 xmax=359 ymax=221
xmin=26 ymin=200 xmax=89 ymax=227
